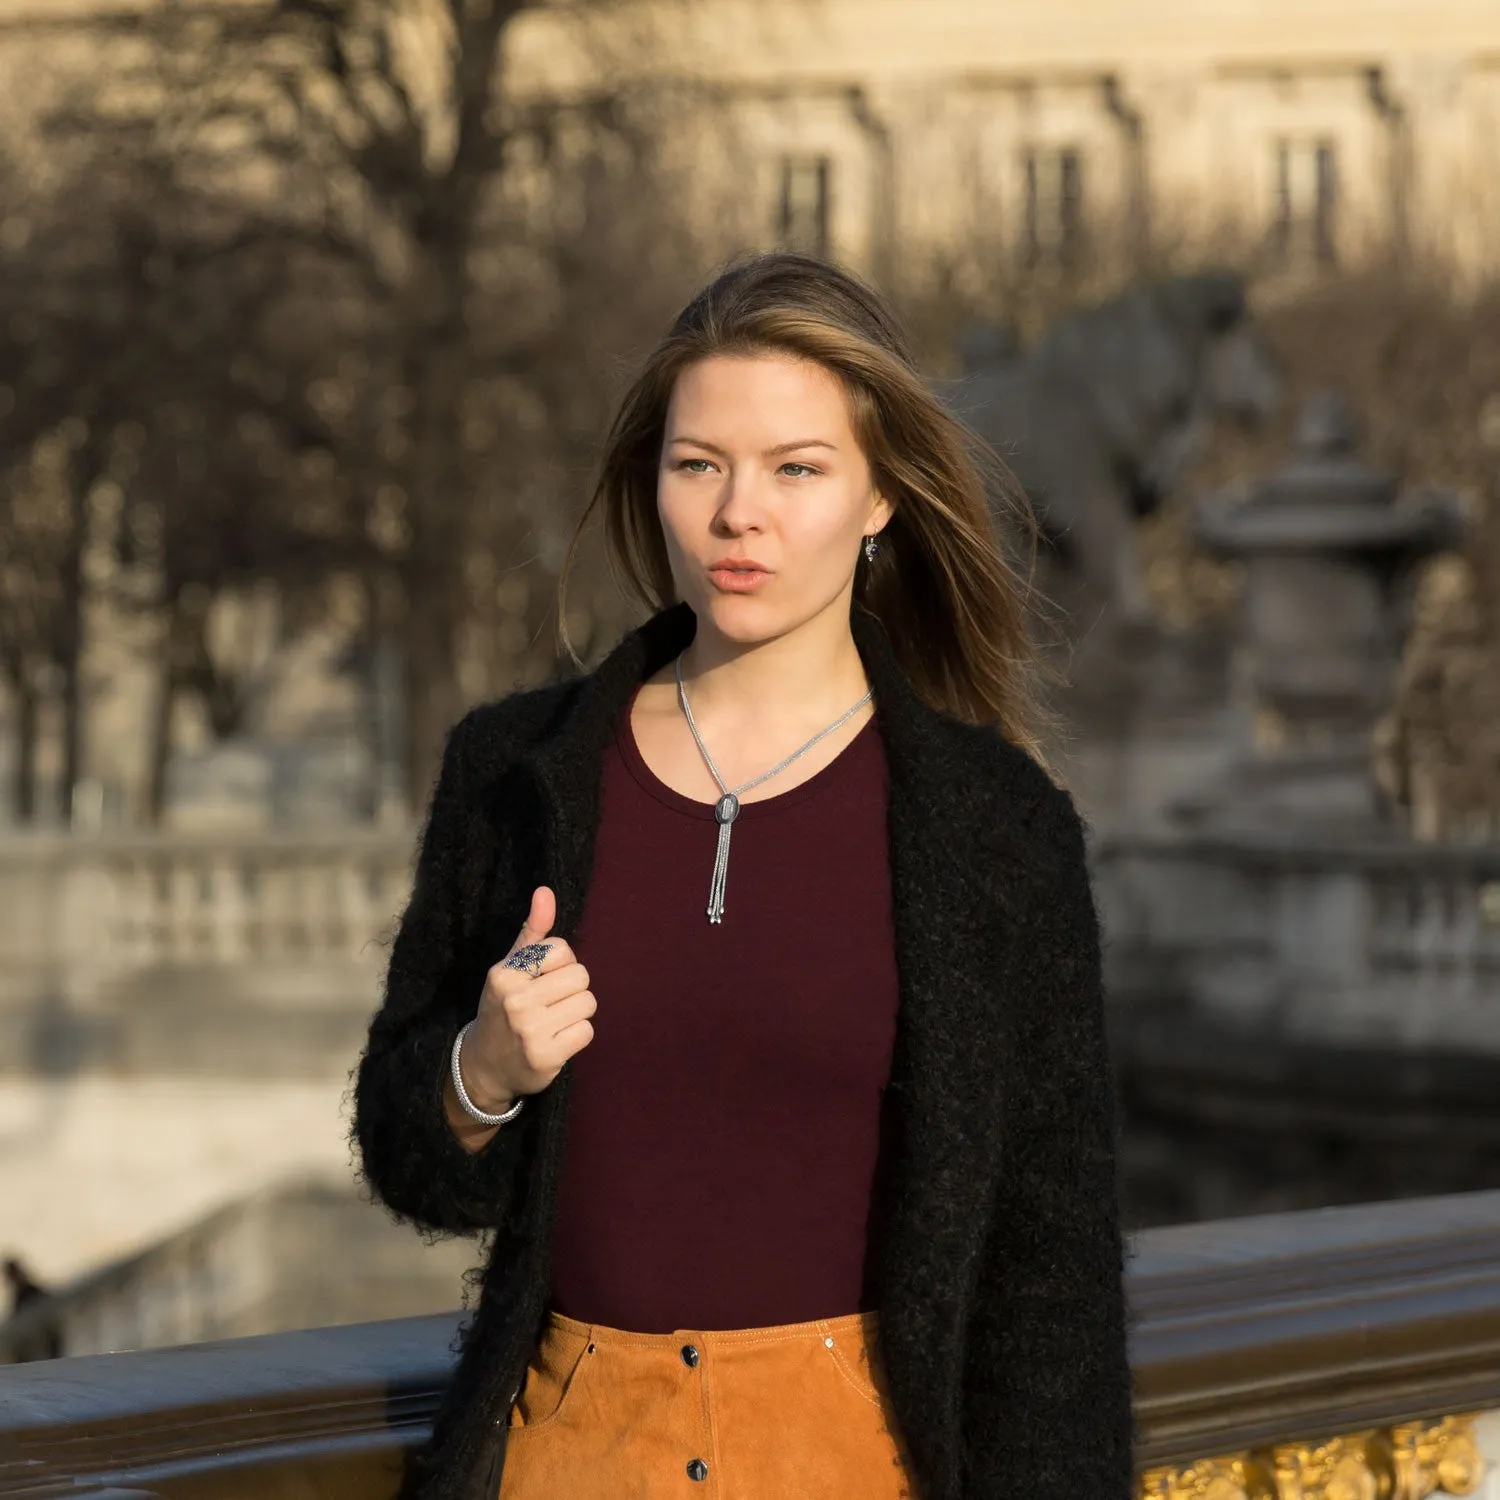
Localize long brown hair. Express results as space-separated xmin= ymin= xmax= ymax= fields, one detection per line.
xmin=556 ymin=250 xmax=1060 ymax=770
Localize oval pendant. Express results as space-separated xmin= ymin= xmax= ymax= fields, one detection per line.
xmin=714 ymin=792 xmax=739 ymax=825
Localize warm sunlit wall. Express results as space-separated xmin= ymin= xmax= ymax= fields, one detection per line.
xmin=501 ymin=0 xmax=1500 ymax=284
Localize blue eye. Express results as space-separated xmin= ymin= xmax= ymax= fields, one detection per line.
xmin=677 ymin=458 xmax=714 ymax=473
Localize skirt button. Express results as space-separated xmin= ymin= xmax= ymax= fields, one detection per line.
xmin=687 ymin=1458 xmax=709 ymax=1481
xmin=680 ymin=1343 xmax=700 ymax=1367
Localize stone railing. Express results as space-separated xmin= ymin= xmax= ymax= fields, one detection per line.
xmin=11 ymin=821 xmax=1492 ymax=1073
xmin=0 ymin=829 xmax=416 ymax=1077
xmin=1094 ymin=828 xmax=1500 ymax=1054
xmin=3 ymin=1189 xmax=1498 ymax=1499
xmin=0 ymin=828 xmax=415 ymax=982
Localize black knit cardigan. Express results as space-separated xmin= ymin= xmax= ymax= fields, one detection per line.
xmin=352 ymin=599 xmax=1136 ymax=1500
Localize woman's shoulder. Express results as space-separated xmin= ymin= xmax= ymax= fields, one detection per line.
xmin=941 ymin=716 xmax=1085 ymax=829
xmin=445 ymin=676 xmax=584 ymax=777
xmin=932 ymin=715 xmax=1091 ymax=888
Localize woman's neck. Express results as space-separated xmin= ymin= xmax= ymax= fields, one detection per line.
xmin=656 ymin=606 xmax=874 ymax=745
xmin=628 ymin=601 xmax=876 ymax=804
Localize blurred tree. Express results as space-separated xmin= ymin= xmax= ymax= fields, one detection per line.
xmin=0 ymin=150 xmax=78 ymax=822
xmin=0 ymin=150 xmax=146 ymax=824
xmin=0 ymin=144 xmax=364 ymax=822
xmin=28 ymin=0 xmax=722 ymax=814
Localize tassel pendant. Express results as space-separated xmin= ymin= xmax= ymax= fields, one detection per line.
xmin=708 ymin=793 xmax=739 ymax=924
xmin=676 ymin=646 xmax=873 ymax=927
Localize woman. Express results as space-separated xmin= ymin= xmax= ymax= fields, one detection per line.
xmin=353 ymin=251 xmax=1135 ymax=1500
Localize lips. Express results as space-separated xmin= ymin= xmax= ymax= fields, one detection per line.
xmin=707 ymin=559 xmax=772 ymax=593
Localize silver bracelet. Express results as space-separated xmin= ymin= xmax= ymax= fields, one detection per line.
xmin=450 ymin=1021 xmax=525 ymax=1126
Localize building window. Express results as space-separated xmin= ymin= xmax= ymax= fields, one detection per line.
xmin=1271 ymin=138 xmax=1339 ymax=268
xmin=778 ymin=155 xmax=832 ymax=257
xmin=1021 ymin=146 xmax=1084 ymax=270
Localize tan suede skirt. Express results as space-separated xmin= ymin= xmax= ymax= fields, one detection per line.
xmin=499 ymin=1306 xmax=920 ymax=1499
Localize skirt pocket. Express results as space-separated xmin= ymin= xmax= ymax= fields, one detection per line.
xmin=818 ymin=1319 xmax=889 ymax=1408
xmin=507 ymin=1326 xmax=596 ymax=1435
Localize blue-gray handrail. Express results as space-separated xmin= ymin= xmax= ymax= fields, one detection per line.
xmin=5 ymin=1190 xmax=1500 ymax=1497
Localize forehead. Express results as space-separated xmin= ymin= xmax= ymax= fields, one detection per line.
xmin=666 ymin=353 xmax=852 ymax=433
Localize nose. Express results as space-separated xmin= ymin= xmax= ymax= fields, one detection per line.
xmin=712 ymin=465 xmax=769 ymax=535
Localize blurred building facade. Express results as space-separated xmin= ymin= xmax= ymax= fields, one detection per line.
xmin=507 ymin=0 xmax=1500 ymax=286
xmin=4 ymin=0 xmax=1500 ymax=281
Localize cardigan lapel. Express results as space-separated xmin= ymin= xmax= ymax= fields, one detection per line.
xmin=513 ymin=603 xmax=692 ymax=937
xmin=508 ymin=600 xmax=1035 ymax=1484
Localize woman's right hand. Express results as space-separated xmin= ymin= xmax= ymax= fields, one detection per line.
xmin=454 ymin=885 xmax=598 ymax=1114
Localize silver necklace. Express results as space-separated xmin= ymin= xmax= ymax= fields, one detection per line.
xmin=675 ymin=652 xmax=873 ymax=924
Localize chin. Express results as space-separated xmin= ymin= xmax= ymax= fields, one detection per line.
xmin=687 ymin=585 xmax=768 ymax=633
xmin=692 ymin=591 xmax=789 ymax=646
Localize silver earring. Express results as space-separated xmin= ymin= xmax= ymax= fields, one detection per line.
xmin=863 ymin=534 xmax=879 ymax=563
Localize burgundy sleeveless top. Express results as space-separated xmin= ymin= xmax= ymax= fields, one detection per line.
xmin=547 ymin=689 xmax=901 ymax=1333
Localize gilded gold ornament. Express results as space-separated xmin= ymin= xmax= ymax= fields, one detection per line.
xmin=1137 ymin=1413 xmax=1484 ymax=1500
xmin=1138 ymin=1454 xmax=1257 ymax=1500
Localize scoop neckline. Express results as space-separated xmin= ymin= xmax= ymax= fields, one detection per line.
xmin=616 ymin=687 xmax=878 ymax=822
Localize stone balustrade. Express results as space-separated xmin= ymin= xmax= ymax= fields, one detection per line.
xmin=0 ymin=828 xmax=414 ymax=979
xmin=0 ymin=828 xmax=416 ymax=1078
xmin=1096 ymin=827 xmax=1500 ymax=1054
xmin=3 ymin=820 xmax=1496 ymax=1078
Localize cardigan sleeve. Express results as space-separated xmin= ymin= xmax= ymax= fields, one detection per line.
xmin=960 ymin=785 xmax=1137 ymax=1498
xmin=351 ymin=709 xmax=535 ymax=1237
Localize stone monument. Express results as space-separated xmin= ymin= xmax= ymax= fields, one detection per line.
xmin=1179 ymin=390 xmax=1464 ymax=829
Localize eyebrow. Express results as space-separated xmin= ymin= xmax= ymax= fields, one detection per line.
xmin=668 ymin=436 xmax=838 ymax=458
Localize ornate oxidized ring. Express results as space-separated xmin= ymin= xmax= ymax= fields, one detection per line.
xmin=501 ymin=941 xmax=553 ymax=979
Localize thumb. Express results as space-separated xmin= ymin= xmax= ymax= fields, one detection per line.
xmin=506 ymin=885 xmax=556 ymax=958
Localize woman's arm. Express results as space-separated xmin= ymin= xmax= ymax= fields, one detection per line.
xmin=351 ymin=709 xmax=535 ymax=1236
xmin=960 ymin=786 xmax=1136 ymax=1497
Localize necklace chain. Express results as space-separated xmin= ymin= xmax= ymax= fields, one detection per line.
xmin=674 ymin=652 xmax=873 ymax=798
xmin=674 ymin=651 xmax=874 ymax=924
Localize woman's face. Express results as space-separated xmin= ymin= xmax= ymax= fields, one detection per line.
xmin=657 ymin=351 xmax=892 ymax=645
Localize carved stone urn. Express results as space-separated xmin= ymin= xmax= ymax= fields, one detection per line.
xmin=1185 ymin=390 xmax=1464 ymax=829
